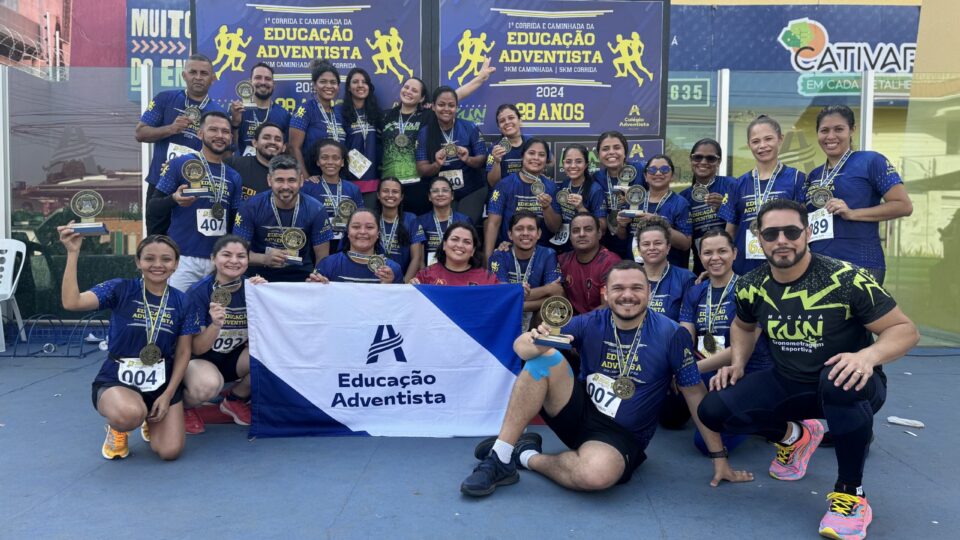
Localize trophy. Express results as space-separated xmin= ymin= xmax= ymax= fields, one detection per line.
xmin=281 ymin=228 xmax=307 ymax=265
xmin=183 ymin=106 xmax=202 ymax=132
xmin=335 ymin=199 xmax=357 ymax=231
xmin=69 ymin=190 xmax=109 ymax=236
xmin=533 ymin=296 xmax=574 ymax=350
xmin=618 ymin=165 xmax=637 ymax=185
xmin=181 ymin=159 xmax=210 ymax=196
xmin=692 ymin=183 xmax=710 ymax=203
xmin=236 ymin=80 xmax=256 ymax=108
xmin=618 ymin=185 xmax=647 ymax=218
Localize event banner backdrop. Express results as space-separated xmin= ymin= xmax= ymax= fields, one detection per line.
xmin=246 ymin=282 xmax=522 ymax=438
xmin=195 ymin=0 xmax=422 ymax=111
xmin=127 ymin=0 xmax=192 ymax=100
xmin=439 ymin=0 xmax=667 ymax=137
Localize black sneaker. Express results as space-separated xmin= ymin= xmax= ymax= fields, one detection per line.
xmin=460 ymin=454 xmax=519 ymax=497
xmin=473 ymin=432 xmax=543 ymax=464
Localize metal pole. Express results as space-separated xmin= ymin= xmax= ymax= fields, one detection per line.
xmin=860 ymin=70 xmax=875 ymax=150
xmin=140 ymin=63 xmax=153 ymax=238
xmin=716 ymin=69 xmax=731 ymax=175
xmin=0 ymin=66 xmax=11 ymax=240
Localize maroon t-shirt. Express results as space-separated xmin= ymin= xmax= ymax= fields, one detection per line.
xmin=559 ymin=247 xmax=621 ymax=314
xmin=415 ymin=264 xmax=499 ymax=286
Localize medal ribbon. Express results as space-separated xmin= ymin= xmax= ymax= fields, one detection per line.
xmin=270 ymin=194 xmax=302 ymax=244
xmin=183 ymin=92 xmax=211 ymax=112
xmin=380 ymin=215 xmax=401 ymax=255
xmin=751 ymin=162 xmax=784 ymax=210
xmin=316 ymin=101 xmax=341 ymax=139
xmin=141 ymin=279 xmax=170 ymax=347
xmin=511 ymin=247 xmax=536 ymax=284
xmin=648 ymin=263 xmax=671 ymax=306
xmin=432 ymin=211 xmax=451 ymax=251
xmin=817 ymin=149 xmax=853 ymax=189
xmin=250 ymin=104 xmax=271 ymax=129
xmin=320 ymin=179 xmax=343 ymax=212
xmin=611 ymin=313 xmax=646 ymax=382
xmin=705 ymin=274 xmax=737 ymax=335
xmin=198 ymin=152 xmax=228 ymax=206
xmin=643 ymin=190 xmax=672 ymax=214
xmin=397 ymin=111 xmax=411 ymax=136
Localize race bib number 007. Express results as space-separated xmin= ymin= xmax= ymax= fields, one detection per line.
xmin=586 ymin=373 xmax=622 ymax=419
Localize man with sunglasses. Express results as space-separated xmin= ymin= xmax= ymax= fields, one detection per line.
xmin=697 ymin=199 xmax=918 ymax=540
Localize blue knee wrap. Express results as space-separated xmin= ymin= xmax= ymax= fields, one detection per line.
xmin=523 ymin=351 xmax=565 ymax=381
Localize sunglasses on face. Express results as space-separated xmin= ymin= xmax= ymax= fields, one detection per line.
xmin=759 ymin=226 xmax=804 ymax=242
xmin=690 ymin=154 xmax=720 ymax=164
xmin=645 ymin=165 xmax=672 ymax=175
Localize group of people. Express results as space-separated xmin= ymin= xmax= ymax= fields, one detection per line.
xmin=58 ymin=53 xmax=920 ymax=540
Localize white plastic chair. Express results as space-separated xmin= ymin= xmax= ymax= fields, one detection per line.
xmin=0 ymin=239 xmax=27 ymax=353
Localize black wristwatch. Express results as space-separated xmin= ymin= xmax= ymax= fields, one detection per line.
xmin=707 ymin=447 xmax=729 ymax=459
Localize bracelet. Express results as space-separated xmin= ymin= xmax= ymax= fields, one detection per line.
xmin=707 ymin=447 xmax=728 ymax=459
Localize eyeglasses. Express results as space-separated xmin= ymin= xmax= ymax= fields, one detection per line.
xmin=645 ymin=165 xmax=672 ymax=175
xmin=430 ymin=188 xmax=452 ymax=194
xmin=759 ymin=226 xmax=804 ymax=242
xmin=690 ymin=154 xmax=720 ymax=164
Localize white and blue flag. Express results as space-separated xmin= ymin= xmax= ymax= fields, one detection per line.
xmin=245 ymin=282 xmax=523 ymax=438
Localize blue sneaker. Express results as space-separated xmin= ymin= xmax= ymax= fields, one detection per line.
xmin=460 ymin=454 xmax=519 ymax=497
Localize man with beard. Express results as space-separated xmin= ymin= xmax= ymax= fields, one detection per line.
xmin=698 ymin=199 xmax=918 ymax=540
xmin=461 ymin=260 xmax=753 ymax=497
xmin=234 ymin=155 xmax=332 ymax=282
xmin=154 ymin=112 xmax=243 ymax=291
xmin=225 ymin=122 xmax=286 ymax=200
xmin=558 ymin=213 xmax=622 ymax=314
xmin=137 ymin=54 xmax=225 ymax=205
xmin=229 ymin=62 xmax=291 ymax=157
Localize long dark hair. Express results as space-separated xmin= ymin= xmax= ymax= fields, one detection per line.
xmin=208 ymin=234 xmax=250 ymax=276
xmin=341 ymin=67 xmax=383 ymax=131
xmin=339 ymin=207 xmax=384 ymax=254
xmin=436 ymin=222 xmax=484 ymax=270
xmin=561 ymin=144 xmax=595 ymax=195
xmin=374 ymin=177 xmax=411 ymax=247
xmin=424 ymin=86 xmax=458 ymax=159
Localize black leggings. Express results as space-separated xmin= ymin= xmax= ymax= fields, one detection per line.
xmin=697 ymin=368 xmax=886 ymax=487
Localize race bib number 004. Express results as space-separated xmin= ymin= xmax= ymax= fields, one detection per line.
xmin=117 ymin=358 xmax=165 ymax=393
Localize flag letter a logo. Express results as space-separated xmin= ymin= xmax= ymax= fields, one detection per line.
xmin=367 ymin=325 xmax=407 ymax=364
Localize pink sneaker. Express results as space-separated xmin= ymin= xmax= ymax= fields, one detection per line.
xmin=819 ymin=492 xmax=872 ymax=539
xmin=184 ymin=408 xmax=205 ymax=435
xmin=219 ymin=398 xmax=252 ymax=426
xmin=769 ymin=419 xmax=824 ymax=480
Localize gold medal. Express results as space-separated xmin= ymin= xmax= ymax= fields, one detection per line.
xmin=367 ymin=254 xmax=387 ymax=274
xmin=749 ymin=220 xmax=760 ymax=236
xmin=692 ymin=184 xmax=710 ymax=203
xmin=612 ymin=377 xmax=636 ymax=400
xmin=704 ymin=333 xmax=717 ymax=354
xmin=211 ymin=202 xmax=225 ymax=220
xmin=443 ymin=142 xmax=458 ymax=158
xmin=394 ymin=134 xmax=410 ymax=149
xmin=556 ymin=189 xmax=570 ymax=207
xmin=810 ymin=187 xmax=832 ymax=209
xmin=211 ymin=288 xmax=232 ymax=306
xmin=183 ymin=106 xmax=202 ymax=129
xmin=281 ymin=228 xmax=307 ymax=251
xmin=139 ymin=343 xmax=162 ymax=366
xmin=497 ymin=137 xmax=512 ymax=153
xmin=530 ymin=180 xmax=546 ymax=197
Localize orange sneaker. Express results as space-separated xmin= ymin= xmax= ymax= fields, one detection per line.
xmin=102 ymin=425 xmax=129 ymax=460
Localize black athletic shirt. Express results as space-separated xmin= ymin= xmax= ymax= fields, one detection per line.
xmin=224 ymin=155 xmax=270 ymax=200
xmin=734 ymin=254 xmax=896 ymax=384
